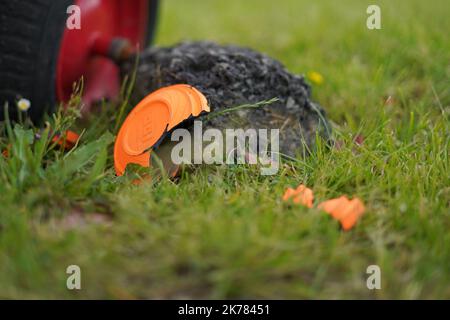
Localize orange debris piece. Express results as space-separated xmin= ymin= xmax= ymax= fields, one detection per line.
xmin=2 ymin=130 xmax=79 ymax=158
xmin=282 ymin=184 xmax=314 ymax=208
xmin=2 ymin=145 xmax=10 ymax=158
xmin=52 ymin=130 xmax=80 ymax=150
xmin=114 ymin=84 xmax=209 ymax=176
xmin=318 ymin=196 xmax=365 ymax=231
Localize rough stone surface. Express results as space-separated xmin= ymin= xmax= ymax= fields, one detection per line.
xmin=122 ymin=41 xmax=330 ymax=156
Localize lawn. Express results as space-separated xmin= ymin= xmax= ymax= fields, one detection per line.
xmin=0 ymin=0 xmax=449 ymax=299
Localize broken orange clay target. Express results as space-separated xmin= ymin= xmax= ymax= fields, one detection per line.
xmin=318 ymin=196 xmax=366 ymax=231
xmin=2 ymin=130 xmax=80 ymax=158
xmin=282 ymin=185 xmax=366 ymax=231
xmin=282 ymin=184 xmax=314 ymax=208
xmin=114 ymin=84 xmax=210 ymax=176
xmin=52 ymin=130 xmax=80 ymax=150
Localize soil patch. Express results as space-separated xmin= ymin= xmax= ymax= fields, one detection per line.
xmin=122 ymin=41 xmax=330 ymax=156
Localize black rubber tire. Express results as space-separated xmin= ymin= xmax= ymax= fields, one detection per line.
xmin=0 ymin=0 xmax=159 ymax=123
xmin=146 ymin=0 xmax=160 ymax=46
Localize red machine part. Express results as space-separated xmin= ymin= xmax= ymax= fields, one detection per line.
xmin=56 ymin=0 xmax=151 ymax=109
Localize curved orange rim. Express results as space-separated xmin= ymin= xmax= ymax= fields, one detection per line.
xmin=114 ymin=84 xmax=209 ymax=176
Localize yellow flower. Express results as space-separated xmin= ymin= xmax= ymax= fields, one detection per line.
xmin=17 ymin=98 xmax=31 ymax=112
xmin=307 ymin=71 xmax=324 ymax=86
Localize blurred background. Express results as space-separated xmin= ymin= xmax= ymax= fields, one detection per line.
xmin=156 ymin=0 xmax=449 ymax=125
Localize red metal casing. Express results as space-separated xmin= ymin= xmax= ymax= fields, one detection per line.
xmin=56 ymin=0 xmax=150 ymax=109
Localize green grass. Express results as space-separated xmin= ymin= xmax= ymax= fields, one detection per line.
xmin=0 ymin=0 xmax=449 ymax=299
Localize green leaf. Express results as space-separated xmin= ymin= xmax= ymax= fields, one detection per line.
xmin=47 ymin=132 xmax=114 ymax=185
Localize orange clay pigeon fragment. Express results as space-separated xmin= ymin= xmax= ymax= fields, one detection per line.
xmin=114 ymin=84 xmax=209 ymax=176
xmin=2 ymin=145 xmax=10 ymax=158
xmin=318 ymin=196 xmax=365 ymax=231
xmin=282 ymin=184 xmax=314 ymax=208
xmin=2 ymin=130 xmax=79 ymax=157
xmin=52 ymin=130 xmax=80 ymax=150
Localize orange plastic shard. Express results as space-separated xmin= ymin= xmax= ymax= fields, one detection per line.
xmin=282 ymin=184 xmax=314 ymax=208
xmin=318 ymin=196 xmax=366 ymax=231
xmin=114 ymin=84 xmax=209 ymax=176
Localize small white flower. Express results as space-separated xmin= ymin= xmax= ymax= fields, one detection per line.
xmin=17 ymin=98 xmax=31 ymax=112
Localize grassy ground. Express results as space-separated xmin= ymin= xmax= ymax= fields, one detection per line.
xmin=0 ymin=0 xmax=449 ymax=299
